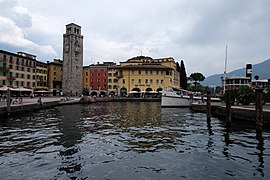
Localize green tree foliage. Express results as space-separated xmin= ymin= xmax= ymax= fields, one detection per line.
xmin=221 ymin=86 xmax=255 ymax=105
xmin=263 ymin=89 xmax=270 ymax=103
xmin=189 ymin=72 xmax=205 ymax=89
xmin=180 ymin=60 xmax=188 ymax=90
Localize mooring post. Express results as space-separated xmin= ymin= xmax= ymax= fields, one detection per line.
xmin=6 ymin=88 xmax=11 ymax=114
xmin=255 ymin=88 xmax=263 ymax=132
xmin=226 ymin=89 xmax=231 ymax=126
xmin=207 ymin=90 xmax=211 ymax=122
xmin=189 ymin=93 xmax=194 ymax=106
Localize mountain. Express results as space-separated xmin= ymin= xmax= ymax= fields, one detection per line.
xmin=203 ymin=59 xmax=270 ymax=86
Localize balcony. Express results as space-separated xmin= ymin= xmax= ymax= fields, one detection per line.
xmin=7 ymin=75 xmax=16 ymax=81
xmin=0 ymin=66 xmax=10 ymax=72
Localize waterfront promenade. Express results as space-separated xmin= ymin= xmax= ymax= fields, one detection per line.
xmin=0 ymin=96 xmax=81 ymax=117
xmin=0 ymin=96 xmax=80 ymax=108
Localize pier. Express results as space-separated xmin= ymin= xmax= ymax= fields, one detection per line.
xmin=191 ymin=103 xmax=270 ymax=125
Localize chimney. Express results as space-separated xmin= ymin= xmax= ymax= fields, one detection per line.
xmin=246 ymin=64 xmax=252 ymax=81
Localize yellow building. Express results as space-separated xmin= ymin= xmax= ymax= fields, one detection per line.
xmin=108 ymin=65 xmax=119 ymax=95
xmin=82 ymin=66 xmax=91 ymax=94
xmin=114 ymin=56 xmax=180 ymax=97
xmin=35 ymin=60 xmax=48 ymax=90
xmin=47 ymin=59 xmax=63 ymax=96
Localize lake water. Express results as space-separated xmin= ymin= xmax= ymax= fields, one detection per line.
xmin=0 ymin=102 xmax=269 ymax=179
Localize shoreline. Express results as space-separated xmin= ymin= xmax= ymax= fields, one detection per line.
xmin=1 ymin=96 xmax=270 ymax=126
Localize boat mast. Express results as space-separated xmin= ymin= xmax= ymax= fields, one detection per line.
xmin=223 ymin=45 xmax=228 ymax=94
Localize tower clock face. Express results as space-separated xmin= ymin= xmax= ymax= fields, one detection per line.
xmin=74 ymin=40 xmax=80 ymax=54
xmin=65 ymin=44 xmax=69 ymax=53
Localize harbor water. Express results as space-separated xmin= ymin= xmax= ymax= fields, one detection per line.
xmin=0 ymin=102 xmax=269 ymax=179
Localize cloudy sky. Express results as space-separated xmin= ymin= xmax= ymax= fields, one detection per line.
xmin=0 ymin=0 xmax=269 ymax=77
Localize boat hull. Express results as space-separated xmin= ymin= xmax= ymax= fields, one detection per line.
xmin=161 ymin=90 xmax=220 ymax=108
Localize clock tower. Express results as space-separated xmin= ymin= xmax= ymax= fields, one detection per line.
xmin=62 ymin=23 xmax=83 ymax=96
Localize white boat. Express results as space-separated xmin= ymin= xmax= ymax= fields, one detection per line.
xmin=161 ymin=89 xmax=220 ymax=107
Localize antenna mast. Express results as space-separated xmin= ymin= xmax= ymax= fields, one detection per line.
xmin=223 ymin=45 xmax=228 ymax=94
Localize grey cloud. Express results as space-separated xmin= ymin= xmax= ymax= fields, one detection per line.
xmin=0 ymin=0 xmax=32 ymax=28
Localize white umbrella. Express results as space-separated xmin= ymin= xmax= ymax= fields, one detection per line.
xmin=128 ymin=91 xmax=140 ymax=94
xmin=34 ymin=90 xmax=49 ymax=93
xmin=147 ymin=91 xmax=158 ymax=94
xmin=0 ymin=86 xmax=16 ymax=91
xmin=15 ymin=87 xmax=33 ymax=92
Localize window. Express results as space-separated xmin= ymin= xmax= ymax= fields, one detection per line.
xmin=145 ymin=79 xmax=148 ymax=84
xmin=138 ymin=70 xmax=141 ymax=75
xmin=104 ymin=72 xmax=107 ymax=76
xmin=108 ymin=85 xmax=112 ymax=89
xmin=108 ymin=79 xmax=112 ymax=83
xmin=16 ymin=66 xmax=19 ymax=70
xmin=54 ymin=66 xmax=56 ymax=70
xmin=161 ymin=79 xmax=164 ymax=84
xmin=27 ymin=82 xmax=30 ymax=87
xmin=145 ymin=70 xmax=148 ymax=75
xmin=21 ymin=74 xmax=24 ymax=78
xmin=131 ymin=79 xmax=134 ymax=84
xmin=27 ymin=68 xmax=30 ymax=72
xmin=32 ymin=82 xmax=36 ymax=87
xmin=109 ymin=73 xmax=112 ymax=77
xmin=86 ymin=78 xmax=88 ymax=82
xmin=150 ymin=79 xmax=153 ymax=84
xmin=16 ymin=73 xmax=19 ymax=78
xmin=156 ymin=70 xmax=159 ymax=75
xmin=156 ymin=79 xmax=159 ymax=84
xmin=86 ymin=72 xmax=88 ymax=76
xmin=131 ymin=70 xmax=134 ymax=75
xmin=104 ymin=79 xmax=107 ymax=83
xmin=161 ymin=71 xmax=164 ymax=75
xmin=122 ymin=79 xmax=125 ymax=84
xmin=21 ymin=67 xmax=24 ymax=71
xmin=21 ymin=81 xmax=24 ymax=86
xmin=27 ymin=75 xmax=30 ymax=79
xmin=166 ymin=70 xmax=170 ymax=75
xmin=138 ymin=79 xmax=141 ymax=84
xmin=9 ymin=65 xmax=13 ymax=69
xmin=53 ymin=72 xmax=56 ymax=76
xmin=150 ymin=70 xmax=153 ymax=75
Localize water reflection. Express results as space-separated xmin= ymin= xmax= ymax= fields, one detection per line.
xmin=256 ymin=133 xmax=265 ymax=177
xmin=56 ymin=105 xmax=84 ymax=176
xmin=0 ymin=102 xmax=270 ymax=179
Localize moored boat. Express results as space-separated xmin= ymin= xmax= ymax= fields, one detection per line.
xmin=161 ymin=89 xmax=220 ymax=107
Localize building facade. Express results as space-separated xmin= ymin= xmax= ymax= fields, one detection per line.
xmin=47 ymin=59 xmax=63 ymax=96
xmin=0 ymin=50 xmax=36 ymax=89
xmin=114 ymin=56 xmax=180 ymax=97
xmin=36 ymin=60 xmax=48 ymax=90
xmin=62 ymin=23 xmax=83 ymax=96
xmin=83 ymin=62 xmax=116 ymax=96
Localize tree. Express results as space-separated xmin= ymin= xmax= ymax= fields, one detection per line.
xmin=176 ymin=62 xmax=181 ymax=89
xmin=180 ymin=60 xmax=188 ymax=90
xmin=254 ymin=75 xmax=259 ymax=80
xmin=189 ymin=72 xmax=205 ymax=90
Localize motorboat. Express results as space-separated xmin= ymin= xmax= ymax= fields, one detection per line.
xmin=161 ymin=88 xmax=220 ymax=107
